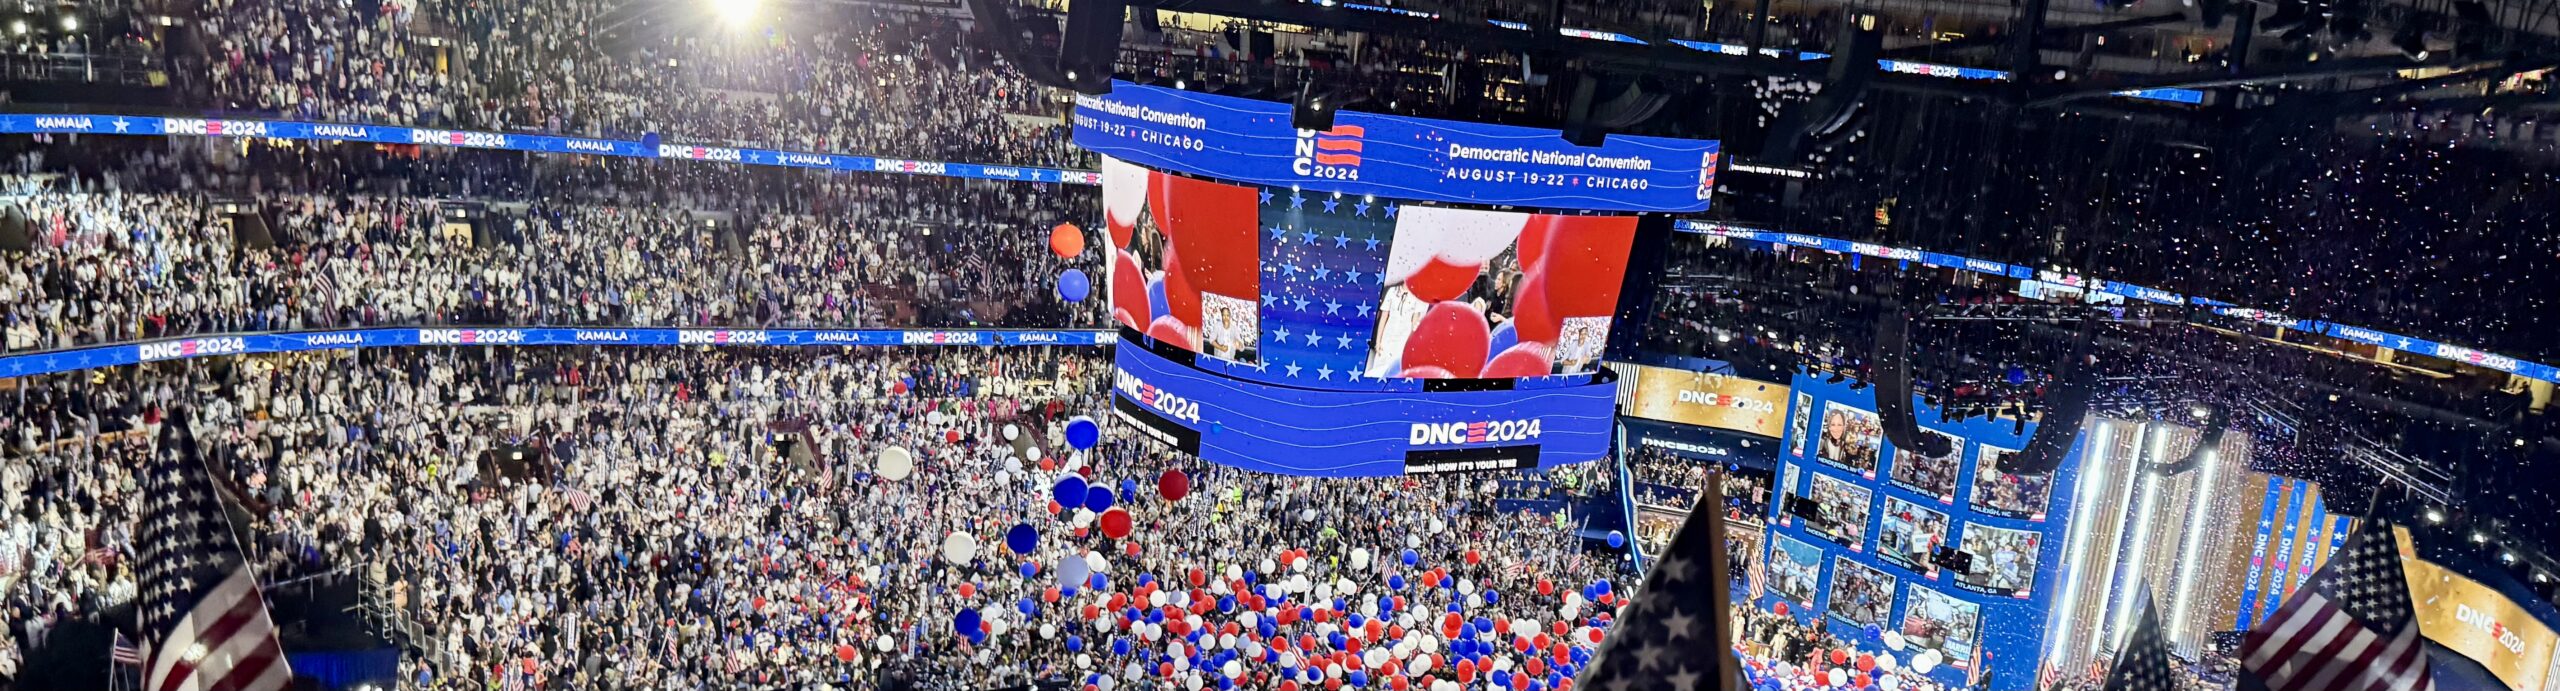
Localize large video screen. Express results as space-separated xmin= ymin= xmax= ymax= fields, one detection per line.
xmin=1102 ymin=156 xmax=1639 ymax=388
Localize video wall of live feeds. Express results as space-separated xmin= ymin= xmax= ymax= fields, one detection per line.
xmin=1761 ymin=373 xmax=2095 ymax=691
xmin=1075 ymin=82 xmax=1722 ymax=478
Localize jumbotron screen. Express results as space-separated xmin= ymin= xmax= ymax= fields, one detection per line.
xmin=1100 ymin=155 xmax=1640 ymax=390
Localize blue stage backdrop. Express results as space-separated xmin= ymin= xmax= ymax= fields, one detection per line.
xmin=0 ymin=328 xmax=1112 ymax=380
xmin=1760 ymin=373 xmax=2092 ymax=691
xmin=1074 ymin=82 xmax=1720 ymax=213
xmin=1109 ymin=343 xmax=1615 ymax=476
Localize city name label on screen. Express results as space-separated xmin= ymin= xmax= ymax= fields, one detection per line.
xmin=0 ymin=328 xmax=1114 ymax=380
xmin=1108 ymin=344 xmax=1610 ymax=477
xmin=0 ymin=115 xmax=1102 ymax=186
xmin=1073 ymin=82 xmax=1721 ymax=213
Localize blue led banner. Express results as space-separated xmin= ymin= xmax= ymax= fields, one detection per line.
xmin=2238 ymin=477 xmax=2282 ymax=631
xmin=0 ymin=328 xmax=1112 ymax=380
xmin=1109 ymin=343 xmax=1615 ymax=477
xmin=1073 ymin=83 xmax=1721 ymax=213
xmin=0 ymin=114 xmax=1101 ymax=185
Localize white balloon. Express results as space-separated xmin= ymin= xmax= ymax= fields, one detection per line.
xmin=1219 ymin=633 xmax=1237 ymax=650
xmin=1224 ymin=564 xmax=1244 ymax=581
xmin=1877 ymin=652 xmax=1898 ymax=672
xmin=1911 ymin=651 xmax=1939 ymax=674
xmin=1363 ymin=648 xmax=1391 ymax=670
xmin=1457 ymin=579 xmax=1476 ymax=596
xmin=1881 ymin=630 xmax=1905 ymax=651
xmin=1040 ymin=623 xmax=1058 ymax=639
xmin=1086 ymin=551 xmax=1110 ymax=574
xmin=1351 ymin=548 xmax=1372 ymax=569
xmin=1223 ymin=659 xmax=1244 ymax=679
xmin=940 ymin=532 xmax=978 ymax=564
xmin=1326 ymin=663 xmax=1345 ymax=679
xmin=1240 ymin=611 xmax=1261 ymax=629
xmin=1381 ymin=206 xmax=1526 ymax=280
xmin=1429 ymin=518 xmax=1446 ymax=534
xmin=927 ymin=410 xmax=946 ymax=426
xmin=1300 ymin=509 xmax=1319 ymax=522
xmin=1261 ymin=558 xmax=1279 ymax=574
xmin=1880 ymin=674 xmax=1902 ymax=691
xmin=1279 ymin=652 xmax=1301 ymax=668
xmin=876 ymin=634 xmax=895 ymax=652
xmin=1149 ymin=590 xmax=1169 ymax=607
xmin=1492 ymin=658 xmax=1513 ymax=673
xmin=1183 ymin=674 xmax=1205 ymax=691
xmin=1292 ymin=556 xmax=1310 ymax=572
xmin=876 ymin=447 xmax=915 ymax=480
xmin=1004 ymin=424 xmax=1021 ymax=441
xmin=991 ymin=616 xmax=1012 ymax=636
xmin=1100 ymin=157 xmax=1151 ymax=235
xmin=1405 ymin=534 xmax=1422 ymax=549
xmin=1023 ymin=446 xmax=1042 ymax=462
xmin=1407 ymin=655 xmax=1433 ymax=675
xmin=1315 ymin=583 xmax=1334 ymax=601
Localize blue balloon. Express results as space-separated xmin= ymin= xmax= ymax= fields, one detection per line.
xmin=1481 ymin=590 xmax=1497 ymax=605
xmin=1113 ymin=638 xmax=1133 ymax=656
xmin=954 ymin=608 xmax=983 ymax=636
xmin=1607 ymin=531 xmax=1627 ymax=549
xmin=1020 ymin=561 xmax=1040 ymax=578
xmin=1493 ymin=671 xmax=1513 ymax=687
xmin=1487 ymin=322 xmax=1520 ymax=363
xmin=1066 ymin=417 xmax=1102 ymax=450
xmin=1401 ymin=549 xmax=1419 ymax=566
xmin=1006 ymin=524 xmax=1040 ymax=554
xmin=1147 ymin=277 xmax=1171 ymax=319
xmin=1017 ymin=597 xmax=1037 ymax=615
xmin=1066 ymin=635 xmax=1083 ymax=651
xmin=1092 ymin=573 xmax=1111 ymax=591
xmin=1388 ymin=575 xmax=1407 ymax=590
xmin=1217 ymin=595 xmax=1237 ymax=613
xmin=1058 ymin=269 xmax=1093 ymax=303
xmin=1084 ymin=486 xmax=1117 ymax=512
xmin=1052 ymin=476 xmax=1089 ymax=509
xmin=1348 ymin=613 xmax=1366 ymax=628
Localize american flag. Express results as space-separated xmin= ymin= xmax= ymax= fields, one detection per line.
xmin=111 ymin=631 xmax=143 ymax=666
xmin=136 ymin=412 xmax=292 ymax=691
xmin=1573 ymin=502 xmax=1737 ymax=691
xmin=2102 ymin=588 xmax=2179 ymax=691
xmin=2240 ymin=517 xmax=2433 ymax=691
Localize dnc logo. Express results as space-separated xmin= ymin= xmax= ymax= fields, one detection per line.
xmin=1293 ymin=125 xmax=1364 ymax=180
xmin=138 ymin=337 xmax=248 ymax=362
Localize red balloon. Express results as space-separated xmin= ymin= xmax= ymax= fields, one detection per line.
xmin=958 ymin=583 xmax=977 ymax=598
xmin=1830 ymin=649 xmax=1849 ymax=666
xmin=1146 ymin=315 xmax=1196 ymax=351
xmin=1857 ymin=654 xmax=1875 ymax=673
xmin=1112 ymin=250 xmax=1151 ymax=329
xmin=1040 ymin=458 xmax=1058 ymax=472
xmin=1043 ymin=586 xmax=1061 ymax=603
xmin=1099 ymin=508 xmax=1135 ymax=539
xmin=1050 ymin=223 xmax=1087 ymax=259
xmin=1855 ymin=675 xmax=1871 ymax=689
xmin=1773 ymin=601 xmax=1790 ymax=616
xmin=1479 ymin=342 xmax=1551 ymax=377
xmin=1081 ymin=604 xmax=1101 ymax=620
xmin=1509 ymin=669 xmax=1531 ymax=690
xmin=1400 ymin=301 xmax=1492 ymax=378
xmin=1390 ymin=676 xmax=1410 ymax=691
xmin=1159 ymin=469 xmax=1191 ymax=501
xmin=944 ymin=430 xmax=961 ymax=444
xmin=1396 ymin=365 xmax=1455 ymax=379
xmin=1526 ymin=214 xmax=1639 ymax=318
xmin=1509 ymin=272 xmax=1561 ymax=345
xmin=834 ymin=644 xmax=856 ymax=662
xmin=1161 ymin=243 xmax=1202 ymax=329
xmin=1526 ymin=658 xmax=1546 ymax=677
xmin=1537 ymin=580 xmax=1555 ymax=596
xmin=1149 ymin=171 xmax=1261 ymax=301
xmin=1403 ymin=256 xmax=1482 ymax=303
xmin=1124 ymin=542 xmax=1142 ymax=557
xmin=1515 ymin=214 xmax=1559 ymax=271
xmin=1465 ymin=550 xmax=1483 ymax=565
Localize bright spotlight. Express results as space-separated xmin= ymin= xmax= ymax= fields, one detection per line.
xmin=9 ymin=20 xmax=25 ymax=35
xmin=714 ymin=0 xmax=762 ymax=29
xmin=60 ymin=16 xmax=77 ymax=31
xmin=2426 ymin=509 xmax=2445 ymax=524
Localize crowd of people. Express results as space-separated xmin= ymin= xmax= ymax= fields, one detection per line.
xmin=0 ymin=345 xmax=1633 ymax=690
xmin=0 ymin=173 xmax=1102 ymax=353
xmin=178 ymin=1 xmax=1089 ymax=170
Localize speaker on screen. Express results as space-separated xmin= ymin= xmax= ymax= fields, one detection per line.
xmin=1930 ymin=546 xmax=1975 ymax=574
